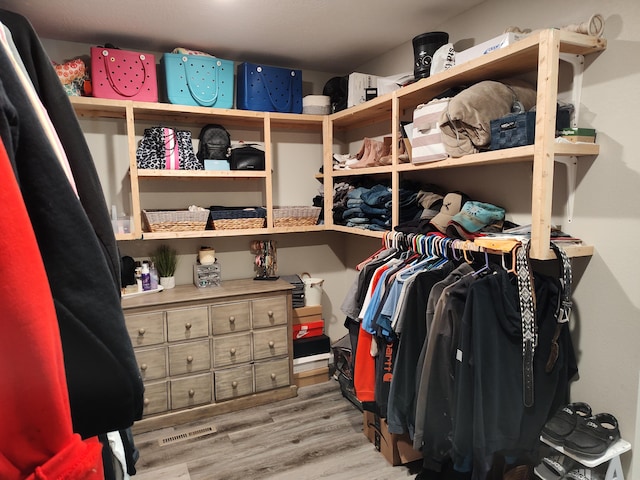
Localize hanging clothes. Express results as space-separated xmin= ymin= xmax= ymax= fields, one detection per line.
xmin=0 ymin=138 xmax=103 ymax=480
xmin=345 ymin=232 xmax=578 ymax=479
xmin=0 ymin=6 xmax=143 ymax=456
xmin=386 ymin=261 xmax=455 ymax=436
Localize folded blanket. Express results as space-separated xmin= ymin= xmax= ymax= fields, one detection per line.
xmin=439 ymin=79 xmax=537 ymax=157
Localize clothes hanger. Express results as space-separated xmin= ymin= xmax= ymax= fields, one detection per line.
xmin=356 ymin=234 xmax=391 ymax=271
xmin=506 ymin=244 xmax=519 ymax=275
xmin=472 ymin=250 xmax=491 ymax=276
xmin=462 ymin=240 xmax=475 ymax=264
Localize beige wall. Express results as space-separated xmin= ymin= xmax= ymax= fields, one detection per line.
xmin=42 ymin=0 xmax=639 ymax=473
xmin=356 ymin=0 xmax=640 ymax=475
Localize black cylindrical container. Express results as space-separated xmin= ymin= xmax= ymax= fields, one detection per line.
xmin=412 ymin=31 xmax=449 ymax=79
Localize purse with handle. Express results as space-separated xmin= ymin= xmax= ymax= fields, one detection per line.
xmin=136 ymin=127 xmax=202 ymax=170
xmin=236 ymin=62 xmax=302 ymax=113
xmin=91 ymin=46 xmax=158 ymax=102
xmin=162 ymin=53 xmax=234 ymax=108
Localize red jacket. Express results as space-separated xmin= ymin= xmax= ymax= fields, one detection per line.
xmin=0 ymin=140 xmax=103 ymax=479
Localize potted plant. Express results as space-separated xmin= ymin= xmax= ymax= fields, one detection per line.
xmin=151 ymin=244 xmax=178 ymax=289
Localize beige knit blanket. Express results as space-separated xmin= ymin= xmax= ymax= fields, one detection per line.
xmin=439 ymin=79 xmax=537 ymax=157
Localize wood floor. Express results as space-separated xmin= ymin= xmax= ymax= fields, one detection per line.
xmin=132 ymin=379 xmax=422 ymax=480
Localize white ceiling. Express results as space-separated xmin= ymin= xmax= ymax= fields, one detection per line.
xmin=0 ymin=0 xmax=485 ymax=73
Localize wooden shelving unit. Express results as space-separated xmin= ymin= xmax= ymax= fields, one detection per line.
xmin=71 ymin=28 xmax=605 ymax=259
xmin=324 ymin=28 xmax=606 ymax=260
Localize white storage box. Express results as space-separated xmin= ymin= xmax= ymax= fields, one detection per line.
xmin=302 ymin=95 xmax=331 ymax=115
xmin=455 ymin=32 xmax=526 ymax=65
xmin=411 ymin=97 xmax=450 ymax=164
xmin=347 ymin=72 xmax=378 ymax=108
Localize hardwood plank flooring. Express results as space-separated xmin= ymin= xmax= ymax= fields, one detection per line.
xmin=132 ymin=379 xmax=422 ymax=479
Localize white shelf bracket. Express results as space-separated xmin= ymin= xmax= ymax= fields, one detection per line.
xmin=559 ymin=53 xmax=585 ymax=126
xmin=555 ymin=155 xmax=578 ymax=223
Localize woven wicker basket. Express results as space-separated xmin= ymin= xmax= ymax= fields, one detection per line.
xmin=273 ymin=206 xmax=321 ymax=227
xmin=142 ymin=209 xmax=210 ymax=232
xmin=209 ymin=207 xmax=266 ymax=230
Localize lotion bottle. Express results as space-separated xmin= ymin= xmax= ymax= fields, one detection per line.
xmin=141 ymin=262 xmax=151 ymax=291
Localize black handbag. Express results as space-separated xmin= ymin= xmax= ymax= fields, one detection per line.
xmin=230 ymin=143 xmax=265 ymax=170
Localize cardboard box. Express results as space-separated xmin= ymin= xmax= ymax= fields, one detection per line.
xmin=293 ymin=366 xmax=330 ymax=388
xmin=293 ymin=320 xmax=324 ymax=340
xmin=292 ymin=305 xmax=322 ymax=325
xmin=455 ymin=32 xmax=526 ymax=65
xmin=363 ymin=411 xmax=422 ymax=466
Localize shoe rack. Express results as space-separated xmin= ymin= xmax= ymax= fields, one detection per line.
xmin=323 ymin=28 xmax=606 ymax=260
xmin=539 ymin=436 xmax=631 ymax=480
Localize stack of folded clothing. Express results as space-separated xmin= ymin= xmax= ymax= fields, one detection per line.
xmin=281 ymin=274 xmax=305 ymax=308
xmin=341 ymin=184 xmax=392 ymax=231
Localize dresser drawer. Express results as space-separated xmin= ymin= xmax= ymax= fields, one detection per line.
xmin=166 ymin=306 xmax=209 ymax=342
xmin=125 ymin=311 xmax=165 ymax=347
xmin=214 ymin=364 xmax=254 ymax=401
xmin=252 ymin=326 xmax=288 ymax=360
xmin=170 ymin=373 xmax=212 ymax=410
xmin=252 ymin=296 xmax=288 ymax=329
xmin=168 ymin=340 xmax=211 ymax=376
xmin=135 ymin=346 xmax=167 ymax=381
xmin=210 ymin=301 xmax=251 ymax=335
xmin=212 ymin=332 xmax=252 ymax=368
xmin=255 ymin=358 xmax=290 ymax=393
xmin=142 ymin=381 xmax=169 ymax=416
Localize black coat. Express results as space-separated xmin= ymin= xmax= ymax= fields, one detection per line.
xmin=0 ymin=9 xmax=143 ymax=438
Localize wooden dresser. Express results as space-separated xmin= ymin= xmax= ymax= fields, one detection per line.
xmin=121 ymin=278 xmax=297 ymax=433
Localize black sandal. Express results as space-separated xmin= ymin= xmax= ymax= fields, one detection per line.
xmin=563 ymin=412 xmax=621 ymax=458
xmin=533 ymin=454 xmax=576 ymax=479
xmin=541 ymin=402 xmax=592 ymax=444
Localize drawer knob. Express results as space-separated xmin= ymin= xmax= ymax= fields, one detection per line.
xmin=230 ymin=348 xmax=236 ymax=355
xmin=268 ymin=310 xmax=274 ymax=317
xmin=138 ymin=328 xmax=146 ymax=336
xmin=231 ymin=381 xmax=238 ymax=389
xmin=229 ymin=316 xmax=235 ymax=324
xmin=268 ymin=341 xmax=275 ymax=348
xmin=188 ymin=389 xmax=195 ymax=397
xmin=270 ymin=373 xmax=277 ymax=380
xmin=185 ymin=322 xmax=192 ymax=330
xmin=140 ymin=363 xmax=148 ymax=371
xmin=186 ymin=355 xmax=194 ymax=363
xmin=143 ymin=398 xmax=150 ymax=406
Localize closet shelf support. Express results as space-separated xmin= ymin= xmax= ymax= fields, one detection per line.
xmin=559 ymin=53 xmax=584 ymax=126
xmin=554 ymin=155 xmax=578 ymax=224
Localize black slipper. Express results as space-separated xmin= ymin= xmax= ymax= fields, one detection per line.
xmin=563 ymin=412 xmax=621 ymax=458
xmin=533 ymin=454 xmax=576 ymax=479
xmin=541 ymin=402 xmax=592 ymax=444
xmin=564 ymin=467 xmax=604 ymax=480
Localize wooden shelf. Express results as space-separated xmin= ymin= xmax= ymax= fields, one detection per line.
xmin=72 ymin=29 xmax=605 ymax=262
xmin=324 ymin=29 xmax=606 ymax=260
xmin=137 ymin=169 xmax=268 ymax=179
xmin=71 ymin=96 xmax=324 ymax=131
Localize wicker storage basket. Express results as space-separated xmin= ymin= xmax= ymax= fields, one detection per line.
xmin=273 ymin=206 xmax=321 ymax=227
xmin=209 ymin=207 xmax=266 ymax=230
xmin=142 ymin=209 xmax=210 ymax=232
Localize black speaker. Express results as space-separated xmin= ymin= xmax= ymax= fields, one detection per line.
xmin=412 ymin=31 xmax=449 ymax=79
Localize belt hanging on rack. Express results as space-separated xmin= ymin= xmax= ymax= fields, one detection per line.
xmin=515 ymin=238 xmax=537 ymax=407
xmin=545 ymin=242 xmax=573 ymax=373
